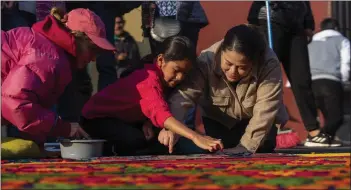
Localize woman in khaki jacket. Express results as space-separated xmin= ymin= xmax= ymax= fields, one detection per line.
xmin=166 ymin=24 xmax=288 ymax=154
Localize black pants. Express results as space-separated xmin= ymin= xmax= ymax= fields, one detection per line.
xmin=175 ymin=117 xmax=277 ymax=154
xmin=180 ymin=22 xmax=201 ymax=49
xmin=93 ymin=6 xmax=118 ymax=91
xmin=257 ymin=20 xmax=319 ymax=132
xmin=312 ymin=79 xmax=344 ymax=137
xmin=80 ymin=117 xmax=167 ymax=156
xmin=57 ymin=68 xmax=93 ymax=123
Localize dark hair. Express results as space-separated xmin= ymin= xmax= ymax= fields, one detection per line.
xmin=220 ymin=24 xmax=267 ymax=64
xmin=320 ymin=18 xmax=339 ymax=31
xmin=158 ymin=36 xmax=196 ymax=63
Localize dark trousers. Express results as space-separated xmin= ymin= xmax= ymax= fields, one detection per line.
xmin=80 ymin=117 xmax=167 ymax=156
xmin=92 ymin=5 xmax=118 ymax=91
xmin=181 ymin=22 xmax=201 ymax=49
xmin=257 ymin=20 xmax=319 ymax=132
xmin=312 ymin=79 xmax=344 ymax=137
xmin=176 ymin=117 xmax=277 ymax=154
xmin=57 ymin=68 xmax=93 ymax=123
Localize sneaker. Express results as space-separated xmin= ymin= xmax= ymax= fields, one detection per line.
xmin=304 ymin=132 xmax=342 ymax=147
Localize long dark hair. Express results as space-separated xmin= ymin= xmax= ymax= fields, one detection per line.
xmin=159 ymin=36 xmax=196 ymax=64
xmin=220 ymin=24 xmax=267 ymax=65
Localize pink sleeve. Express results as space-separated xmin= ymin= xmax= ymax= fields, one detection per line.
xmin=137 ymin=76 xmax=172 ymax=128
xmin=1 ymin=63 xmax=70 ymax=142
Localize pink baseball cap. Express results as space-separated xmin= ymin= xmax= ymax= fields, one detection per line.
xmin=65 ymin=8 xmax=115 ymax=51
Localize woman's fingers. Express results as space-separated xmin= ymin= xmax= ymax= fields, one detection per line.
xmin=208 ymin=145 xmax=215 ymax=152
xmin=207 ymin=139 xmax=223 ymax=151
xmin=77 ymin=127 xmax=90 ymax=139
xmin=219 ymin=142 xmax=224 ymax=150
xmin=214 ymin=140 xmax=224 ymax=150
xmin=81 ymin=129 xmax=91 ymax=139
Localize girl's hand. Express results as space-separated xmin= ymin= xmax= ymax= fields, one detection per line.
xmin=142 ymin=121 xmax=154 ymax=141
xmin=192 ymin=134 xmax=224 ymax=152
xmin=158 ymin=129 xmax=179 ymax=154
xmin=69 ymin=123 xmax=90 ymax=139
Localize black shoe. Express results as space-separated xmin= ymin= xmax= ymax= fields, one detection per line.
xmin=304 ymin=132 xmax=342 ymax=147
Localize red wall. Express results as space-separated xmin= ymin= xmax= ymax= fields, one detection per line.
xmin=198 ymin=1 xmax=330 ymax=140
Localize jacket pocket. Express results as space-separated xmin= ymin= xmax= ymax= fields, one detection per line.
xmin=211 ymin=96 xmax=230 ymax=106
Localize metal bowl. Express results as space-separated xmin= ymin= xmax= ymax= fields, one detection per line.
xmin=59 ymin=139 xmax=106 ymax=160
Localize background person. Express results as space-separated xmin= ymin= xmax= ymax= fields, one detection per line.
xmin=307 ymin=18 xmax=350 ymax=145
xmin=168 ymin=25 xmax=288 ymax=154
xmin=1 ymin=8 xmax=115 ymax=145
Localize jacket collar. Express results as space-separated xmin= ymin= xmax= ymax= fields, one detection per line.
xmin=312 ymin=29 xmax=342 ymax=41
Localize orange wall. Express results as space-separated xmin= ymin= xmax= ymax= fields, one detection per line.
xmin=198 ymin=1 xmax=329 ymax=53
xmin=198 ymin=1 xmax=330 ymax=139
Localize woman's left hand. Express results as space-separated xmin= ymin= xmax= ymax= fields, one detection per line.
xmin=305 ymin=29 xmax=314 ymax=43
xmin=218 ymin=144 xmax=252 ymax=156
xmin=69 ymin=122 xmax=90 ymax=139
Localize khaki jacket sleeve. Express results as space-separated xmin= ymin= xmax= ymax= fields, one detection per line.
xmin=168 ymin=54 xmax=211 ymax=122
xmin=240 ymin=59 xmax=283 ymax=152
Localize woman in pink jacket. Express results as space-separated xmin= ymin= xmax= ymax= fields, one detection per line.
xmin=1 ymin=8 xmax=115 ymax=144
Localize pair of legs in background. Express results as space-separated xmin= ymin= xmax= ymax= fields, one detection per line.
xmin=80 ymin=116 xmax=277 ymax=156
xmin=312 ymin=79 xmax=344 ymax=139
xmin=257 ymin=20 xmax=341 ymax=146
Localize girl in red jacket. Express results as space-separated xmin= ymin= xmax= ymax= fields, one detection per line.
xmin=81 ymin=36 xmax=223 ymax=156
xmin=1 ymin=8 xmax=115 ymax=144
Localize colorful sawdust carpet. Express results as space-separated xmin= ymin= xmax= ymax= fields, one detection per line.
xmin=2 ymin=153 xmax=350 ymax=189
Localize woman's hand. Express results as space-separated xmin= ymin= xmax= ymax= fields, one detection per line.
xmin=217 ymin=144 xmax=252 ymax=156
xmin=158 ymin=129 xmax=179 ymax=154
xmin=69 ymin=122 xmax=90 ymax=139
xmin=305 ymin=29 xmax=314 ymax=43
xmin=191 ymin=134 xmax=224 ymax=152
xmin=142 ymin=120 xmax=154 ymax=141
